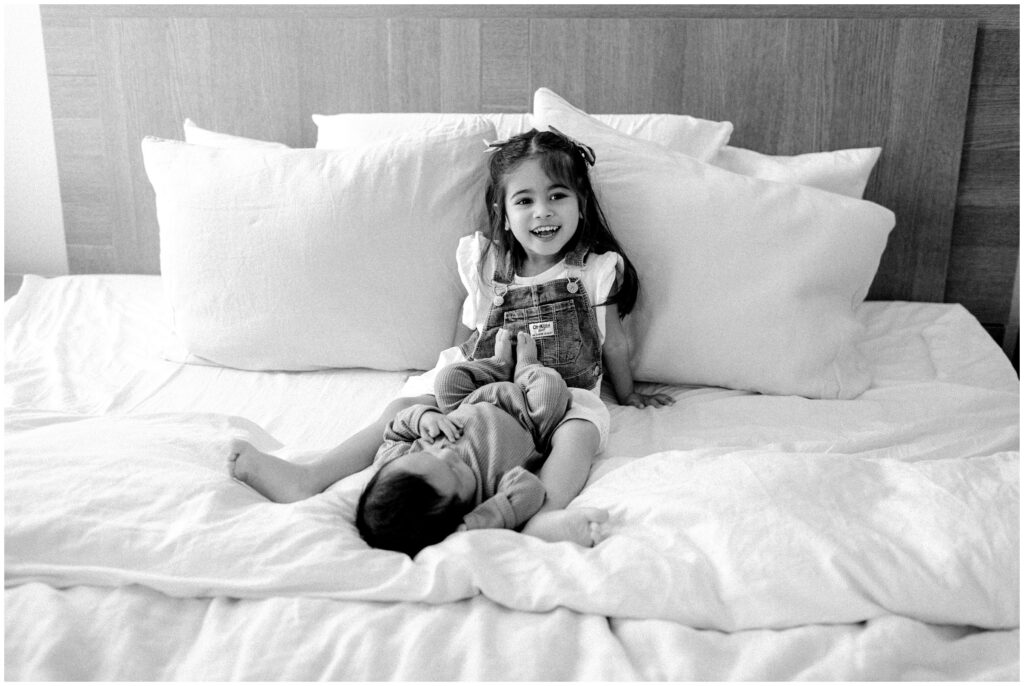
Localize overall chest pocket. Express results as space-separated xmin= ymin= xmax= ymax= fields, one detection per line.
xmin=503 ymin=300 xmax=583 ymax=367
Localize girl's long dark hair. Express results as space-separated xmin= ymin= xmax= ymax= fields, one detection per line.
xmin=481 ymin=129 xmax=639 ymax=317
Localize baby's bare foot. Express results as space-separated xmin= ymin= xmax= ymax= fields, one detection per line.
xmin=521 ymin=507 xmax=609 ymax=547
xmin=227 ymin=438 xmax=317 ymax=503
xmin=491 ymin=328 xmax=515 ymax=377
xmin=516 ymin=332 xmax=539 ymax=369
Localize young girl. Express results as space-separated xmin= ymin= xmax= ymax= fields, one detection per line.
xmin=230 ymin=128 xmax=673 ymax=546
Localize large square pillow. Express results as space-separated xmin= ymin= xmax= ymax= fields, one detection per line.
xmin=142 ymin=117 xmax=495 ymax=371
xmin=710 ymin=144 xmax=882 ymax=198
xmin=314 ymin=111 xmax=732 ymax=162
xmin=533 ymin=88 xmax=895 ymax=399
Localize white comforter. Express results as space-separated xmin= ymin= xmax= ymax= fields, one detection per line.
xmin=5 ymin=275 xmax=1021 ymax=680
xmin=5 ymin=408 xmax=1018 ymax=631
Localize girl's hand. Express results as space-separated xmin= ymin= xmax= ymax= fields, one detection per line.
xmin=419 ymin=411 xmax=464 ymax=443
xmin=622 ymin=391 xmax=676 ymax=409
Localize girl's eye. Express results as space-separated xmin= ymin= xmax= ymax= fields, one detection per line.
xmin=513 ymin=198 xmax=532 ymax=205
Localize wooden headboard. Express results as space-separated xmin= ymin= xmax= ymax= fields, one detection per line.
xmin=40 ymin=4 xmax=1019 ymax=353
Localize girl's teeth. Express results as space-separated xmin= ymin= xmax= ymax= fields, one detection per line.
xmin=532 ymin=226 xmax=558 ymax=236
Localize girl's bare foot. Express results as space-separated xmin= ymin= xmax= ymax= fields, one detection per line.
xmin=490 ymin=328 xmax=515 ymax=377
xmin=515 ymin=331 xmax=539 ymax=370
xmin=227 ymin=438 xmax=318 ymax=503
xmin=521 ymin=507 xmax=609 ymax=547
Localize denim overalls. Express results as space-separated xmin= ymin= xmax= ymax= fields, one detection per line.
xmin=460 ymin=247 xmax=603 ymax=391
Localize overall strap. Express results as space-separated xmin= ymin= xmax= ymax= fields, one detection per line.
xmin=564 ymin=246 xmax=588 ymax=294
xmin=491 ymin=245 xmax=589 ymax=281
xmin=489 ymin=245 xmax=590 ymax=303
xmin=564 ymin=246 xmax=588 ymax=269
xmin=491 ymin=250 xmax=516 ymax=285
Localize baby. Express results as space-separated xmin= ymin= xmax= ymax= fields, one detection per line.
xmin=356 ymin=329 xmax=607 ymax=556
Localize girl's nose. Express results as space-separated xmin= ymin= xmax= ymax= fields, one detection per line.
xmin=534 ymin=203 xmax=552 ymax=218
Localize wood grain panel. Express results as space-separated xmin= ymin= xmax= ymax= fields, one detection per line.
xmin=480 ymin=19 xmax=530 ymax=111
xmin=65 ymin=244 xmax=117 ymax=274
xmin=62 ymin=201 xmax=115 ymax=247
xmin=946 ymin=246 xmax=1017 ymax=322
xmin=877 ymin=20 xmax=975 ymax=302
xmin=47 ymin=75 xmax=101 ymax=118
xmin=300 ymin=18 xmax=389 ymax=127
xmin=530 ymin=20 xmax=587 ymax=106
xmin=964 ymin=86 xmax=1020 ymax=151
xmin=387 ymin=18 xmax=443 ymax=111
xmin=208 ymin=19 xmax=305 ymax=143
xmin=439 ymin=20 xmax=483 ymax=112
xmin=974 ymin=28 xmax=1020 ymax=85
xmin=50 ymin=119 xmax=107 ymax=204
xmin=41 ymin=21 xmax=95 ymax=75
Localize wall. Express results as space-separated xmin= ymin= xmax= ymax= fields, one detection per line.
xmin=4 ymin=3 xmax=68 ymax=286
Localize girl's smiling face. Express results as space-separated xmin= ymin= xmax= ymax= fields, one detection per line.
xmin=503 ymin=158 xmax=580 ymax=273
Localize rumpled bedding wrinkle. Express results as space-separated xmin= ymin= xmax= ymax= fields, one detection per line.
xmin=4 ymin=274 xmax=1019 ymax=680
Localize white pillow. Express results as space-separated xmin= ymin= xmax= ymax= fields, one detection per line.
xmin=314 ymin=112 xmax=533 ymax=146
xmin=142 ymin=118 xmax=495 ymax=372
xmin=593 ymin=113 xmax=732 ymax=161
xmin=182 ymin=118 xmax=289 ymax=149
xmin=533 ymin=88 xmax=895 ymax=399
xmin=314 ymin=111 xmax=732 ymax=162
xmin=710 ymin=145 xmax=882 ymax=198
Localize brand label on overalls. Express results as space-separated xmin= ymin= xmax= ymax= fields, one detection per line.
xmin=529 ymin=321 xmax=555 ymax=338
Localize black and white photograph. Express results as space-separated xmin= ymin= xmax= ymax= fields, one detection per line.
xmin=4 ymin=2 xmax=1019 ymax=681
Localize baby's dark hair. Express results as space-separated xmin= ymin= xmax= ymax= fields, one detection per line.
xmin=481 ymin=128 xmax=639 ymax=316
xmin=355 ymin=462 xmax=470 ymax=557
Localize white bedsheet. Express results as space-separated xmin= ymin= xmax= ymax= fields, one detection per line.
xmin=5 ymin=274 xmax=1020 ymax=680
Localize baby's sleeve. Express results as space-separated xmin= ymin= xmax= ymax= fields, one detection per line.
xmin=461 ymin=466 xmax=546 ymax=531
xmin=383 ymin=404 xmax=442 ymax=443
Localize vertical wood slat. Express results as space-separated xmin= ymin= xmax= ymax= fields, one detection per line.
xmin=872 ymin=19 xmax=977 ymax=302
xmin=439 ymin=20 xmax=482 ymax=112
xmin=480 ymin=18 xmax=530 ymax=111
xmin=40 ymin=20 xmax=95 ymax=75
xmin=387 ymin=18 xmax=443 ymax=111
xmin=529 ymin=20 xmax=587 ymax=107
xmin=300 ymin=18 xmax=389 ymax=130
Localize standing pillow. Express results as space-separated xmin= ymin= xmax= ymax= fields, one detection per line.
xmin=142 ymin=118 xmax=495 ymax=372
xmin=710 ymin=145 xmax=882 ymax=198
xmin=182 ymin=118 xmax=289 ymax=149
xmin=594 ymin=113 xmax=732 ymax=161
xmin=314 ymin=111 xmax=732 ymax=162
xmin=533 ymin=88 xmax=895 ymax=399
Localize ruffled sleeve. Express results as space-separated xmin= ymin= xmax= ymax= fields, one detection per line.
xmin=577 ymin=250 xmax=624 ymax=347
xmin=585 ymin=250 xmax=624 ymax=308
xmin=456 ymin=232 xmax=496 ymax=331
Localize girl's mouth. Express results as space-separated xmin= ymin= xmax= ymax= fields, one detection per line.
xmin=531 ymin=225 xmax=560 ymax=238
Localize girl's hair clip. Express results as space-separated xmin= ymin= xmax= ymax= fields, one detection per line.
xmin=483 ymin=137 xmax=511 ymax=152
xmin=547 ymin=126 xmax=596 ymax=166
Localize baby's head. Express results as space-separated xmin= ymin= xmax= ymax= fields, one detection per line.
xmin=356 ymin=449 xmax=477 ymax=557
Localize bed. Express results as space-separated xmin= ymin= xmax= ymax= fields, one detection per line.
xmin=7 ymin=5 xmax=1020 ymax=681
